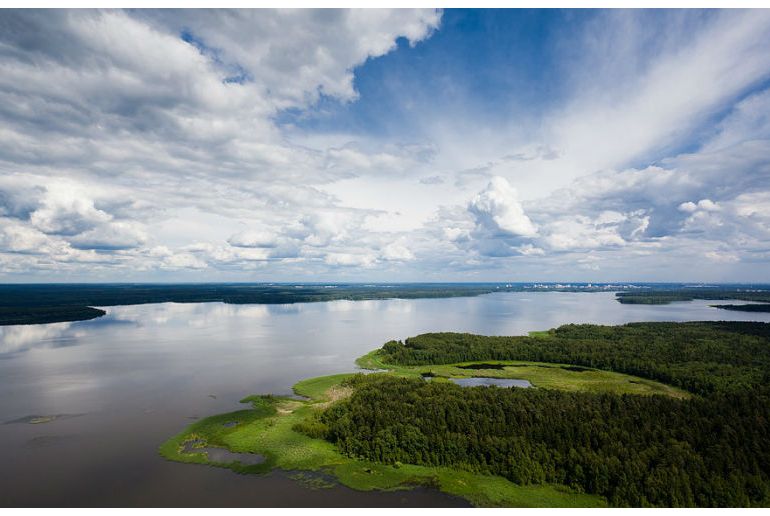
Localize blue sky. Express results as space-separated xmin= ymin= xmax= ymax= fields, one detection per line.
xmin=0 ymin=9 xmax=769 ymax=282
xmin=278 ymin=9 xmax=571 ymax=138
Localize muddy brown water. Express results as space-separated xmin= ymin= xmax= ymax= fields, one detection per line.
xmin=1 ymin=292 xmax=769 ymax=506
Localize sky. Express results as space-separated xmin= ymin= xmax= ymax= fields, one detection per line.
xmin=1 ymin=8 xmax=770 ymax=283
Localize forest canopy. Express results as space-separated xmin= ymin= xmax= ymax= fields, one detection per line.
xmin=309 ymin=322 xmax=770 ymax=507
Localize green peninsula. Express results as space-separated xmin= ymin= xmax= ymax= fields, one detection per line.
xmin=160 ymin=322 xmax=770 ymax=507
xmin=0 ymin=305 xmax=106 ymax=326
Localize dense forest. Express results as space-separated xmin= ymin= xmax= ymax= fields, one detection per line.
xmin=712 ymin=304 xmax=770 ymax=313
xmin=377 ymin=322 xmax=770 ymax=395
xmin=306 ymin=322 xmax=770 ymax=506
xmin=0 ymin=305 xmax=106 ymax=326
xmin=0 ymin=283 xmax=507 ymax=308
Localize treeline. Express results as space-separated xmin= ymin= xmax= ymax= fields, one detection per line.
xmin=378 ymin=322 xmax=770 ymax=395
xmin=712 ymin=304 xmax=770 ymax=313
xmin=304 ymin=322 xmax=770 ymax=506
xmin=616 ymin=289 xmax=770 ymax=305
xmin=0 ymin=283 xmax=507 ymax=308
xmin=319 ymin=375 xmax=769 ymax=507
xmin=0 ymin=305 xmax=106 ymax=326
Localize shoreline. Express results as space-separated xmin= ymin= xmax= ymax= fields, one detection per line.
xmin=159 ymin=329 xmax=695 ymax=507
xmin=159 ymin=370 xmax=606 ymax=508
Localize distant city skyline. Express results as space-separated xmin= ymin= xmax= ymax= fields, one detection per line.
xmin=1 ymin=9 xmax=769 ymax=282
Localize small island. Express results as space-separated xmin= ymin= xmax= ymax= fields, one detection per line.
xmin=160 ymin=321 xmax=770 ymax=507
xmin=711 ymin=303 xmax=770 ymax=312
xmin=615 ymin=287 xmax=770 ymax=305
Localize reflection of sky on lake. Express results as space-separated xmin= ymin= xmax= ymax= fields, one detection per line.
xmin=1 ymin=292 xmax=769 ymax=505
xmin=0 ymin=322 xmax=75 ymax=355
xmin=2 ymin=293 xmax=770 ymax=359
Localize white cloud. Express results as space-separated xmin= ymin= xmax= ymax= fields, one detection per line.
xmin=28 ymin=184 xmax=112 ymax=236
xmin=540 ymin=216 xmax=626 ymax=252
xmin=69 ymin=222 xmax=147 ymax=250
xmin=163 ymin=253 xmax=208 ymax=269
xmin=443 ymin=226 xmax=470 ymax=243
xmin=680 ymin=199 xmax=720 ymax=213
xmin=381 ymin=240 xmax=415 ymax=261
xmin=549 ymin=10 xmax=770 ymax=179
xmin=147 ymin=9 xmax=441 ymax=107
xmin=517 ymin=244 xmax=545 ymax=256
xmin=324 ymin=252 xmax=377 ymax=268
xmin=705 ymin=251 xmax=740 ymax=264
xmin=228 ymin=230 xmax=279 ymax=248
xmin=469 ymin=177 xmax=538 ymax=237
xmin=0 ymin=219 xmax=50 ymax=253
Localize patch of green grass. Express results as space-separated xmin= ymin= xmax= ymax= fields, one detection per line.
xmin=433 ymin=467 xmax=604 ymax=507
xmin=358 ymin=351 xmax=688 ymax=399
xmin=432 ymin=361 xmax=688 ymax=398
xmin=330 ymin=460 xmax=604 ymax=507
xmin=293 ymin=373 xmax=356 ymax=399
xmin=160 ymin=373 xmax=606 ymax=507
xmin=355 ymin=349 xmax=389 ymax=370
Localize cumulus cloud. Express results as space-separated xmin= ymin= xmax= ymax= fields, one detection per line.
xmin=542 ymin=217 xmax=624 ymax=251
xmin=227 ymin=230 xmax=279 ymax=248
xmin=145 ymin=9 xmax=441 ymax=107
xmin=324 ymin=252 xmax=377 ymax=268
xmin=469 ymin=177 xmax=537 ymax=237
xmin=69 ymin=222 xmax=147 ymax=251
xmin=0 ymin=220 xmax=50 ymax=253
xmin=381 ymin=240 xmax=415 ymax=261
xmin=163 ymin=253 xmax=208 ymax=269
xmin=29 ymin=186 xmax=111 ymax=236
xmin=679 ymin=199 xmax=720 ymax=213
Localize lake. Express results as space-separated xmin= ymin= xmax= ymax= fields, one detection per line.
xmin=1 ymin=291 xmax=769 ymax=506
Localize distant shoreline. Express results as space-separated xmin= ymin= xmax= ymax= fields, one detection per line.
xmin=3 ymin=282 xmax=770 ymax=325
xmin=0 ymin=283 xmax=638 ymax=326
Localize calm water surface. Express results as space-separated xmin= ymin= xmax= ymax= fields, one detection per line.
xmin=1 ymin=291 xmax=769 ymax=506
xmin=450 ymin=377 xmax=533 ymax=388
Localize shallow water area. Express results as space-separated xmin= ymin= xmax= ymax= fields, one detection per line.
xmin=181 ymin=439 xmax=265 ymax=465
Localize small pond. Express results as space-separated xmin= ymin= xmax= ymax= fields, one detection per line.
xmin=450 ymin=377 xmax=532 ymax=388
xmin=182 ymin=439 xmax=265 ymax=465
